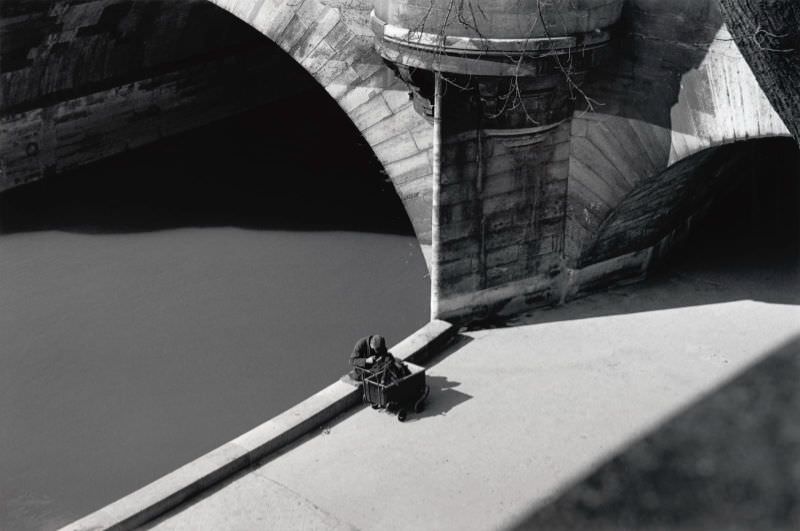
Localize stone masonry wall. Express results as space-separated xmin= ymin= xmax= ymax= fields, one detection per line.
xmin=566 ymin=0 xmax=789 ymax=267
xmin=4 ymin=0 xmax=793 ymax=322
xmin=0 ymin=0 xmax=301 ymax=191
xmin=209 ymin=0 xmax=435 ymax=250
xmin=436 ymin=121 xmax=571 ymax=319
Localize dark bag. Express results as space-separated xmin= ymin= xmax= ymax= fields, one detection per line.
xmin=372 ymin=354 xmax=411 ymax=385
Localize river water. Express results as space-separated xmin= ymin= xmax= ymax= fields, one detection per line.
xmin=0 ymin=102 xmax=430 ymax=529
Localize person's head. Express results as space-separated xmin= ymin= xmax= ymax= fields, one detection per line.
xmin=369 ymin=335 xmax=387 ymax=355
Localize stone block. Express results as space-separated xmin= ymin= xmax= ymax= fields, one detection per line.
xmin=551 ymin=140 xmax=572 ymax=163
xmin=483 ymin=192 xmax=527 ymax=217
xmin=438 ymin=236 xmax=480 ymax=263
xmin=544 ymin=177 xmax=568 ymax=199
xmin=439 ymin=218 xmax=479 ymax=241
xmin=385 ymin=150 xmax=430 ymax=184
xmin=441 ymin=162 xmax=477 ymax=185
xmin=372 ymin=131 xmax=420 ymax=164
xmin=326 ymin=66 xmax=363 ymax=100
xmin=569 ymin=158 xmax=619 ymax=211
xmin=323 ymin=19 xmax=357 ymax=53
xmin=410 ymin=120 xmax=434 ymax=151
xmin=440 ymin=202 xmax=478 ymax=226
xmin=336 ymin=83 xmax=382 ymax=113
xmin=571 ymin=117 xmax=589 ymax=137
xmin=382 ymin=88 xmax=412 ymax=113
xmin=484 ymin=225 xmax=525 ymax=252
xmin=301 ymin=41 xmax=337 ymax=75
xmin=276 ymin=15 xmax=309 ymax=54
xmin=545 ymin=159 xmax=570 ymax=182
xmin=252 ymin=0 xmax=298 ymax=38
xmin=290 ymin=9 xmax=340 ymax=62
xmin=352 ymin=52 xmax=384 ymax=79
xmin=439 ymin=257 xmax=481 ymax=279
xmin=439 ymin=273 xmax=480 ymax=297
xmin=484 ymin=209 xmax=518 ymax=232
xmin=295 ymin=0 xmax=330 ymax=26
xmin=486 ymin=246 xmax=519 ymax=268
xmin=361 ymin=103 xmax=421 ymax=146
xmin=317 ymin=61 xmax=355 ymax=93
xmin=482 ymin=171 xmax=521 ymax=197
xmin=546 ymin=122 xmax=573 ymax=145
xmin=529 ymin=235 xmax=557 ymax=257
xmin=439 ymin=181 xmax=476 ymax=205
xmin=540 ymin=201 xmax=565 ymax=220
xmin=486 ymin=263 xmax=524 ymax=288
xmin=442 ymin=137 xmax=479 ymax=166
xmin=349 ymin=94 xmax=393 ymax=131
xmin=485 ymin=153 xmax=520 ymax=178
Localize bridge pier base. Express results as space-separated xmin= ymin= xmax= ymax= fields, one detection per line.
xmin=372 ymin=3 xmax=619 ymax=322
xmin=396 ymin=69 xmax=582 ymax=321
xmin=433 ymin=117 xmax=573 ymax=321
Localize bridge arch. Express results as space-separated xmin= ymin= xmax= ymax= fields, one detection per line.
xmin=578 ymin=137 xmax=795 ymax=266
xmin=565 ymin=2 xmax=791 ymax=268
xmin=206 ymin=0 xmax=435 ymax=255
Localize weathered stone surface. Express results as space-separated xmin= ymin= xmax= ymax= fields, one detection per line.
xmin=1 ymin=0 xmax=436 ymax=255
xmin=434 ymin=119 xmax=571 ymax=316
xmin=719 ymin=0 xmax=800 ymax=143
xmin=0 ymin=0 xmax=300 ymax=190
xmin=565 ymin=0 xmax=790 ymax=267
xmin=3 ymin=0 xmax=795 ymax=324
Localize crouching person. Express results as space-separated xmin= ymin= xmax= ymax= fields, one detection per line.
xmin=349 ymin=334 xmax=388 ymax=381
xmin=350 ymin=334 xmax=410 ymax=383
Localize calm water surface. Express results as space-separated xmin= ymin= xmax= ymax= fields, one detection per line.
xmin=0 ymin=101 xmax=430 ymax=528
xmin=0 ymin=228 xmax=428 ymax=530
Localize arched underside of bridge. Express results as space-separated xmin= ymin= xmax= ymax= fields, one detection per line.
xmin=0 ymin=0 xmax=431 ymax=248
xmin=2 ymin=0 xmax=796 ymax=320
xmin=579 ymin=137 xmax=798 ymax=267
xmin=207 ymin=0 xmax=435 ymax=252
xmin=180 ymin=0 xmax=797 ymax=317
xmin=565 ymin=0 xmax=791 ymax=272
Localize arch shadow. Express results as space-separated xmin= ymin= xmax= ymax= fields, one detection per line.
xmin=587 ymin=0 xmax=725 ymax=130
xmin=505 ymin=334 xmax=800 ymax=531
xmin=0 ymin=89 xmax=413 ymax=237
xmin=205 ymin=0 xmax=435 ymax=249
xmin=0 ymin=2 xmax=413 ymax=238
xmin=581 ymin=137 xmax=799 ymax=266
xmin=490 ymin=136 xmax=800 ymax=328
xmin=569 ymin=0 xmax=792 ymax=265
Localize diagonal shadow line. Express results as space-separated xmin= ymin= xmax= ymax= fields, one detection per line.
xmin=505 ymin=334 xmax=800 ymax=531
xmin=401 ymin=374 xmax=473 ymax=422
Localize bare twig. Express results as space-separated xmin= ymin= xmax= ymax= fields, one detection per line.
xmin=752 ymin=23 xmax=795 ymax=53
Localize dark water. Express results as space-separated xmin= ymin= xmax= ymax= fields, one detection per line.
xmin=0 ymin=101 xmax=430 ymax=529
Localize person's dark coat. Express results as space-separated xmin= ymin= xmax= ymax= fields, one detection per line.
xmin=350 ymin=335 xmax=386 ymax=380
xmin=350 ymin=335 xmax=375 ymax=371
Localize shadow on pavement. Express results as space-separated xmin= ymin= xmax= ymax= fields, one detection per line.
xmin=424 ymin=333 xmax=474 ymax=366
xmin=406 ymin=375 xmax=473 ymax=422
xmin=506 ymin=335 xmax=800 ymax=531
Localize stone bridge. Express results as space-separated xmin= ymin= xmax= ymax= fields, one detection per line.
xmin=0 ymin=0 xmax=791 ymax=321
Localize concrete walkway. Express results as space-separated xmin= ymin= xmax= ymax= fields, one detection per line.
xmin=148 ymin=251 xmax=800 ymax=530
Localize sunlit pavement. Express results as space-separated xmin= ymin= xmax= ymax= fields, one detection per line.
xmin=148 ymin=252 xmax=800 ymax=530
